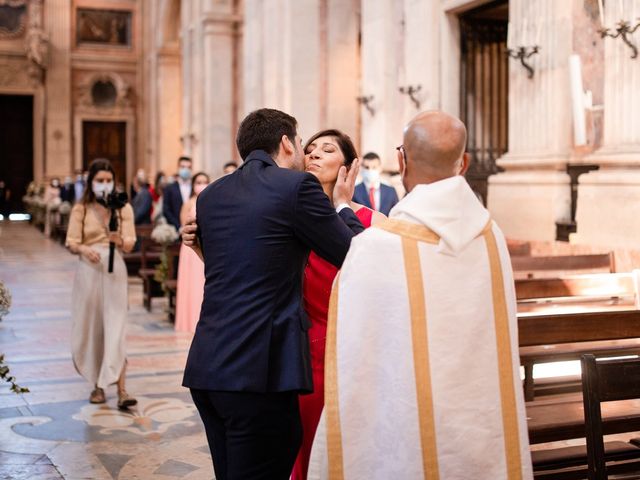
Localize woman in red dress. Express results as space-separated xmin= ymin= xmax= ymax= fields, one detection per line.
xmin=292 ymin=130 xmax=386 ymax=480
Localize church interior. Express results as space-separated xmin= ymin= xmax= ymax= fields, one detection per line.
xmin=2 ymin=0 xmax=640 ymax=478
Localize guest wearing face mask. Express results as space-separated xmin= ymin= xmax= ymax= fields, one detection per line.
xmin=174 ymin=172 xmax=210 ymax=333
xmin=352 ymin=151 xmax=399 ymax=216
xmin=65 ymin=158 xmax=137 ymax=408
xmin=163 ymin=156 xmax=192 ymax=231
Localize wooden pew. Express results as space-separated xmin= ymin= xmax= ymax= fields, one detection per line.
xmin=516 ymin=273 xmax=639 ymax=401
xmin=521 ymin=308 xmax=640 ymax=446
xmin=512 ymin=252 xmax=615 ymax=279
xmin=138 ymin=235 xmax=165 ymax=311
xmin=164 ymin=242 xmax=181 ymax=323
xmin=122 ymin=225 xmax=159 ymax=277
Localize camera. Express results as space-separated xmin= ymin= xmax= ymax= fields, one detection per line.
xmin=96 ymin=190 xmax=128 ymax=210
xmin=97 ymin=190 xmax=129 ymax=273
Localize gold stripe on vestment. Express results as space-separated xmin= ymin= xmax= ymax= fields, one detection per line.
xmin=375 ymin=218 xmax=440 ymax=244
xmin=483 ymin=224 xmax=523 ymax=480
xmin=326 ymin=273 xmax=345 ymax=480
xmin=402 ymin=236 xmax=440 ymax=480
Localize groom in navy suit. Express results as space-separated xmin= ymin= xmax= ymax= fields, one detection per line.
xmin=181 ymin=108 xmax=363 ymax=480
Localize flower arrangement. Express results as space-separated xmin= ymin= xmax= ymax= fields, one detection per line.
xmin=0 ymin=281 xmax=28 ymax=394
xmin=151 ymin=222 xmax=179 ymax=287
xmin=0 ymin=280 xmax=11 ymax=320
xmin=151 ymin=222 xmax=179 ymax=245
xmin=58 ymin=201 xmax=72 ymax=215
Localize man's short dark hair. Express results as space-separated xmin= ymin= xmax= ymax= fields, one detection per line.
xmin=236 ymin=108 xmax=298 ymax=160
xmin=363 ymin=152 xmax=381 ymax=161
xmin=178 ymin=156 xmax=192 ymax=164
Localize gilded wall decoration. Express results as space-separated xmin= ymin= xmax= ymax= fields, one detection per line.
xmin=0 ymin=0 xmax=27 ymax=39
xmin=76 ymin=8 xmax=131 ymax=47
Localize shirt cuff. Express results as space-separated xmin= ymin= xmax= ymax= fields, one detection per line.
xmin=335 ymin=203 xmax=351 ymax=213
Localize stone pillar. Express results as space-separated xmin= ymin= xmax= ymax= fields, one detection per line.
xmin=202 ymin=4 xmax=238 ymax=174
xmin=487 ymin=0 xmax=573 ymax=241
xmin=360 ymin=0 xmax=404 ymax=169
xmin=242 ymin=0 xmax=359 ymax=146
xmin=573 ymin=0 xmax=640 ymax=248
xmin=157 ymin=50 xmax=182 ymax=174
xmin=44 ymin=0 xmax=72 ymax=177
xmin=325 ymin=0 xmax=360 ymax=142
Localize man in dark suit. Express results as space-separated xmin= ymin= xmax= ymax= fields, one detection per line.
xmin=352 ymin=151 xmax=399 ymax=215
xmin=162 ymin=156 xmax=192 ymax=230
xmin=181 ymin=108 xmax=363 ymax=480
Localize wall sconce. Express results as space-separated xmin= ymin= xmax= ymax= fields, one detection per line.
xmin=599 ymin=19 xmax=640 ymax=59
xmin=356 ymin=95 xmax=375 ymax=116
xmin=398 ymin=85 xmax=422 ymax=109
xmin=506 ymin=46 xmax=540 ymax=79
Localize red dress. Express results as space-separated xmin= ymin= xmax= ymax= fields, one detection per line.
xmin=292 ymin=207 xmax=374 ymax=480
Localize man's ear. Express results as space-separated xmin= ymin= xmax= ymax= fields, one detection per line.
xmin=397 ymin=149 xmax=406 ymax=176
xmin=458 ymin=152 xmax=470 ymax=176
xmin=281 ymin=135 xmax=294 ymax=156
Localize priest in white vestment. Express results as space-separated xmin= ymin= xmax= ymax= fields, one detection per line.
xmin=309 ymin=111 xmax=533 ymax=480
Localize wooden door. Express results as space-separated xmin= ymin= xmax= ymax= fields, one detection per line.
xmin=82 ymin=121 xmax=126 ymax=186
xmin=459 ymin=1 xmax=509 ymax=205
xmin=0 ymin=94 xmax=33 ymax=214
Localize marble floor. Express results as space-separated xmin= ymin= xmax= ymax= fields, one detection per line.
xmin=0 ymin=221 xmax=213 ymax=479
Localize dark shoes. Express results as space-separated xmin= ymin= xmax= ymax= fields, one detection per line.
xmin=117 ymin=391 xmax=138 ymax=410
xmin=89 ymin=387 xmax=106 ymax=404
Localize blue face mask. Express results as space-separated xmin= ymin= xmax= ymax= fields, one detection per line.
xmin=179 ymin=167 xmax=191 ymax=180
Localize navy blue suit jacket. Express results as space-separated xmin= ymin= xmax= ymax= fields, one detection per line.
xmin=352 ymin=182 xmax=399 ymax=216
xmin=182 ymin=150 xmax=364 ymax=393
xmin=163 ymin=182 xmax=183 ymax=230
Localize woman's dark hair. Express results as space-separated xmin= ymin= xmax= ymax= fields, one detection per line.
xmin=190 ymin=171 xmax=211 ymax=197
xmin=236 ymin=108 xmax=298 ymax=160
xmin=80 ymin=158 xmax=116 ymax=205
xmin=303 ymin=129 xmax=358 ymax=168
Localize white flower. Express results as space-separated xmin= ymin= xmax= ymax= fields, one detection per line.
xmin=0 ymin=280 xmax=11 ymax=319
xmin=151 ymin=224 xmax=179 ymax=245
xmin=58 ymin=201 xmax=72 ymax=215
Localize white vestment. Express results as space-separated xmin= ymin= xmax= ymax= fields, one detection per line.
xmin=309 ymin=176 xmax=532 ymax=480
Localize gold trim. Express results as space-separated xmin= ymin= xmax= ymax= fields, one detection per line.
xmin=375 ymin=218 xmax=440 ymax=244
xmin=484 ymin=226 xmax=523 ymax=479
xmin=325 ymin=272 xmax=344 ymax=479
xmin=402 ymin=237 xmax=440 ymax=480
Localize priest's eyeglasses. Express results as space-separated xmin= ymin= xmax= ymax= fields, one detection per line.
xmin=396 ymin=145 xmax=408 ymax=162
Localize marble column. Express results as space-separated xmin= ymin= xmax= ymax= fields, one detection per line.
xmin=242 ymin=0 xmax=359 ymax=146
xmin=202 ymin=3 xmax=239 ymax=174
xmin=360 ymin=0 xmax=404 ymax=169
xmin=487 ymin=0 xmax=573 ymax=241
xmin=44 ymin=0 xmax=72 ymax=177
xmin=573 ymin=0 xmax=640 ymax=248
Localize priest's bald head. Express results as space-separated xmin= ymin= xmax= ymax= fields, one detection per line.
xmin=397 ymin=111 xmax=470 ymax=193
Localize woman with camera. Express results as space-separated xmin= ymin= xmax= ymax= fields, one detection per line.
xmin=65 ymin=158 xmax=137 ymax=408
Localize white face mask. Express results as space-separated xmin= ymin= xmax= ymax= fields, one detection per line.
xmin=361 ymin=169 xmax=380 ymax=185
xmin=92 ymin=181 xmax=114 ymax=198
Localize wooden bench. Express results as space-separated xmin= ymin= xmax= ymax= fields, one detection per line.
xmin=516 ymin=273 xmax=639 ymax=401
xmin=138 ymin=235 xmax=165 ymax=311
xmin=521 ymin=308 xmax=640 ymax=448
xmin=122 ymin=225 xmax=157 ymax=277
xmin=164 ymin=242 xmax=181 ymax=323
xmin=512 ymin=252 xmax=615 ymax=279
xmin=530 ymin=355 xmax=640 ymax=479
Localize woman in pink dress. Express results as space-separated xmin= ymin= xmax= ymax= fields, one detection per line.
xmin=291 ymin=130 xmax=386 ymax=480
xmin=175 ymin=172 xmax=210 ymax=333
